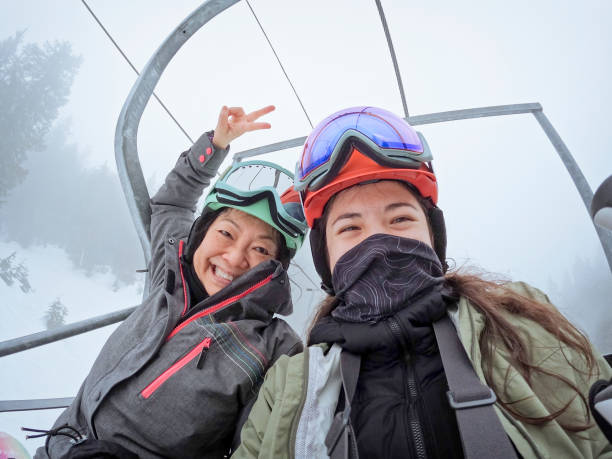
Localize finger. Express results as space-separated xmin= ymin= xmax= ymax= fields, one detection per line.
xmin=245 ymin=122 xmax=272 ymax=132
xmin=217 ymin=105 xmax=229 ymax=125
xmin=227 ymin=106 xmax=246 ymax=118
xmin=247 ymin=105 xmax=275 ymax=122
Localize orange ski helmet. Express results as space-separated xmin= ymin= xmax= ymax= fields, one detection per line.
xmin=295 ymin=106 xmax=447 ymax=291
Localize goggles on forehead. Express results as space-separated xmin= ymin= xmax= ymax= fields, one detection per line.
xmin=204 ymin=160 xmax=308 ymax=251
xmin=295 ymin=106 xmax=433 ymax=193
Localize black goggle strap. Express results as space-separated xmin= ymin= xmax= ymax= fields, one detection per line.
xmin=215 ymin=189 xmax=305 ymax=237
xmin=306 ymin=138 xmax=429 ymax=193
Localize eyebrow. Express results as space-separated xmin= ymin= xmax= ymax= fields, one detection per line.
xmin=331 ymin=202 xmax=419 ymax=226
xmin=385 ymin=202 xmax=418 ymax=212
xmin=219 ymin=217 xmax=277 ymax=244
xmin=256 ymin=234 xmax=277 ymax=243
xmin=220 ymin=216 xmax=241 ymax=231
xmin=331 ymin=212 xmax=361 ymax=227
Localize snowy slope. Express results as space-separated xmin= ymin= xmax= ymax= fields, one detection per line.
xmin=0 ymin=241 xmax=142 ymax=455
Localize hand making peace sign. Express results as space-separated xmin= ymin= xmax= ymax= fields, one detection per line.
xmin=212 ymin=105 xmax=275 ymax=149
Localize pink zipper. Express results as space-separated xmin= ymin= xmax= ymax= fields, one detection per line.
xmin=141 ymin=337 xmax=211 ymax=399
xmin=166 ymin=274 xmax=274 ymax=341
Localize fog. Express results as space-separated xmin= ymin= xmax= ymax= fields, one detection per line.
xmin=1 ymin=0 xmax=611 ymax=455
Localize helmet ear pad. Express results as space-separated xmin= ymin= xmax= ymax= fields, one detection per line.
xmin=428 ymin=206 xmax=448 ymax=272
xmin=309 ymin=221 xmax=334 ymax=294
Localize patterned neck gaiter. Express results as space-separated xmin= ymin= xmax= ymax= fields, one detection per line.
xmin=331 ymin=234 xmax=445 ymax=323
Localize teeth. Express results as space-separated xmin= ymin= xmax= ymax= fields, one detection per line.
xmin=215 ymin=266 xmax=234 ymax=281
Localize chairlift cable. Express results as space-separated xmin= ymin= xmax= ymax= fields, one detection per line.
xmin=245 ymin=0 xmax=314 ymax=129
xmin=374 ymin=0 xmax=409 ymax=119
xmin=290 ymin=260 xmax=320 ymax=290
xmin=289 ymin=277 xmax=304 ymax=302
xmin=80 ymin=0 xmax=195 ymax=144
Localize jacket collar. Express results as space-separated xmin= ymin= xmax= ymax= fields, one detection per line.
xmin=173 ymin=239 xmax=293 ymax=323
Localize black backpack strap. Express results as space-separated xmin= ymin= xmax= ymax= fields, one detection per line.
xmin=433 ymin=315 xmax=518 ymax=459
xmin=325 ymin=350 xmax=361 ymax=459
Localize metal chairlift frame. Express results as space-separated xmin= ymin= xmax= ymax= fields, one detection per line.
xmin=1 ymin=0 xmax=611 ymax=414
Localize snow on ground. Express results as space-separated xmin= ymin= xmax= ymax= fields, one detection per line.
xmin=0 ymin=241 xmax=143 ymax=340
xmin=0 ymin=241 xmax=142 ymax=456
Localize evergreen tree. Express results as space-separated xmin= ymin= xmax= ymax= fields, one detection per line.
xmin=0 ymin=125 xmax=144 ymax=284
xmin=0 ymin=251 xmax=32 ymax=293
xmin=43 ymin=298 xmax=68 ymax=329
xmin=0 ymin=31 xmax=81 ymax=203
xmin=0 ymin=31 xmax=143 ymax=284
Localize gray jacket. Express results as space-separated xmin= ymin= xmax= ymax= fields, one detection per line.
xmin=36 ymin=133 xmax=303 ymax=459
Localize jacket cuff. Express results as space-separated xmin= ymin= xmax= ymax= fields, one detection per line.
xmin=188 ymin=130 xmax=230 ymax=175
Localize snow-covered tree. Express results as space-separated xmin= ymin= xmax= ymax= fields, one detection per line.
xmin=43 ymin=298 xmax=68 ymax=329
xmin=0 ymin=251 xmax=32 ymax=293
xmin=0 ymin=31 xmax=80 ymax=203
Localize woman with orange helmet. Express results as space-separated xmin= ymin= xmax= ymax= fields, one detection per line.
xmin=233 ymin=107 xmax=612 ymax=459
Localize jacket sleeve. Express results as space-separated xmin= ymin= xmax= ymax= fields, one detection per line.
xmin=502 ymin=282 xmax=612 ymax=458
xmin=232 ymin=355 xmax=291 ymax=459
xmin=149 ymin=132 xmax=229 ymax=287
xmin=231 ymin=320 xmax=303 ymax=452
xmin=268 ymin=318 xmax=304 ymax=362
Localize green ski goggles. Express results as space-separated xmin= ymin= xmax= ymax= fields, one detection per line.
xmin=204 ymin=160 xmax=309 ymax=252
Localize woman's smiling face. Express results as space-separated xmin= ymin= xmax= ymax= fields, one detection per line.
xmin=325 ymin=181 xmax=433 ymax=273
xmin=193 ymin=208 xmax=280 ymax=295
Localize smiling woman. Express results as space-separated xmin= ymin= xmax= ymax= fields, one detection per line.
xmin=34 ymin=105 xmax=309 ymax=459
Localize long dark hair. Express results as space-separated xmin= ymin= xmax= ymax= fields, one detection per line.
xmin=307 ymin=185 xmax=598 ymax=432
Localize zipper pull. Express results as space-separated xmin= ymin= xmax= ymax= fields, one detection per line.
xmin=196 ymin=347 xmax=208 ymax=369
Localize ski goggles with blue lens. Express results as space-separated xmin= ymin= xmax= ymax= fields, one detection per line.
xmin=295 ymin=106 xmax=433 ymax=192
xmin=205 ymin=160 xmax=308 ymax=249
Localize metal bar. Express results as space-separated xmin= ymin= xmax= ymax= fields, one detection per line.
xmin=408 ymin=103 xmax=542 ymax=126
xmin=0 ymin=398 xmax=74 ymax=413
xmin=233 ymin=136 xmax=307 ymax=162
xmin=532 ymin=110 xmax=612 ymax=272
xmin=232 ymin=103 xmax=542 ymax=160
xmin=0 ymin=306 xmax=137 ymax=357
xmin=374 ymin=0 xmax=409 ymax=118
xmin=115 ymin=0 xmax=240 ymax=273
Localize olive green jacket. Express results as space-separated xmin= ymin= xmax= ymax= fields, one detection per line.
xmin=233 ymin=282 xmax=612 ymax=459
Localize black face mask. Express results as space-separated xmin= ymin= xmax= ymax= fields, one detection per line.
xmin=331 ymin=234 xmax=444 ymax=323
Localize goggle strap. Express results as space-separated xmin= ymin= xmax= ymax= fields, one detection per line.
xmin=306 ymin=137 xmax=430 ymax=192
xmin=215 ymin=189 xmax=305 ymax=236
